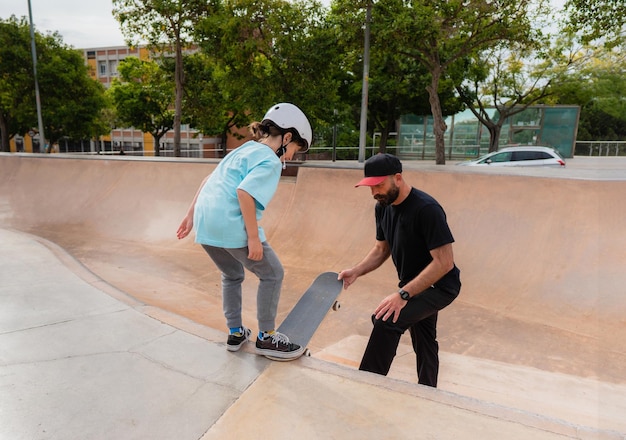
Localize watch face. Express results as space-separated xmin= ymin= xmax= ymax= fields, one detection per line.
xmin=400 ymin=290 xmax=410 ymax=300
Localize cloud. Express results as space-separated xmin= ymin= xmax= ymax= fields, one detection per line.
xmin=0 ymin=0 xmax=126 ymax=48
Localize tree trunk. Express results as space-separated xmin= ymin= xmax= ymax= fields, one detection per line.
xmin=0 ymin=113 xmax=10 ymax=152
xmin=379 ymin=130 xmax=388 ymax=153
xmin=378 ymin=107 xmax=396 ymax=154
xmin=153 ymin=133 xmax=161 ymax=157
xmin=488 ymin=124 xmax=501 ymax=152
xmin=220 ymin=131 xmax=228 ymax=158
xmin=173 ymin=39 xmax=183 ymax=157
xmin=426 ymin=66 xmax=447 ymax=165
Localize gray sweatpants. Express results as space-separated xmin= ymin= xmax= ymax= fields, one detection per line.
xmin=201 ymin=243 xmax=284 ymax=332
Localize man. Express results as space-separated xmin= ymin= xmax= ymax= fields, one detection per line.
xmin=338 ymin=153 xmax=461 ymax=387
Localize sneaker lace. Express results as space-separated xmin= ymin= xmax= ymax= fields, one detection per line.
xmin=270 ymin=332 xmax=290 ymax=347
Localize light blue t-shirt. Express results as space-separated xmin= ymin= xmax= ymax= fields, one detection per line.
xmin=194 ymin=141 xmax=282 ymax=248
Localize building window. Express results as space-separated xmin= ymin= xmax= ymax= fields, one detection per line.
xmin=109 ymin=60 xmax=118 ymax=76
xmin=99 ymin=61 xmax=107 ymax=76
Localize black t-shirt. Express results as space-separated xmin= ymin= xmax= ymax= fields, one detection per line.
xmin=375 ymin=187 xmax=461 ymax=293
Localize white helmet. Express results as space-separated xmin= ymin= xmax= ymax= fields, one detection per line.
xmin=262 ymin=103 xmax=312 ymax=152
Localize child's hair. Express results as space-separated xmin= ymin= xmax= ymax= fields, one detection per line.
xmin=249 ymin=121 xmax=282 ymax=141
xmin=248 ymin=121 xmax=265 ymax=141
xmin=248 ymin=121 xmax=306 ymax=149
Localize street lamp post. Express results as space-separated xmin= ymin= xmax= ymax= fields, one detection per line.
xmin=27 ymin=0 xmax=45 ymax=153
xmin=357 ymin=0 xmax=372 ymax=163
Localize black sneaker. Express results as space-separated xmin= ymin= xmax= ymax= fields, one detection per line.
xmin=255 ymin=331 xmax=305 ymax=360
xmin=227 ymin=326 xmax=251 ymax=352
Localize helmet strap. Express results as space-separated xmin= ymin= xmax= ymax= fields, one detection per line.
xmin=275 ymin=134 xmax=288 ymax=169
xmin=276 ymin=145 xmax=287 ymax=158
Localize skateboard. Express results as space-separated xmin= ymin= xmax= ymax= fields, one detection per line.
xmin=266 ymin=271 xmax=343 ymax=361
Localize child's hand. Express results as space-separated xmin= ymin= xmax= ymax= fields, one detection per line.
xmin=176 ymin=215 xmax=193 ymax=239
xmin=247 ymin=237 xmax=263 ymax=261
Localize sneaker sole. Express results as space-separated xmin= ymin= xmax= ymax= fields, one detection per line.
xmin=256 ymin=346 xmax=306 ymax=361
xmin=226 ymin=342 xmax=247 ymax=352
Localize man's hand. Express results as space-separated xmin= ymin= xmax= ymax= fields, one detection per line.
xmin=374 ymin=292 xmax=408 ymax=323
xmin=337 ymin=269 xmax=358 ymax=289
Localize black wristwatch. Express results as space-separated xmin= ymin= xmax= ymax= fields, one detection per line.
xmin=398 ymin=289 xmax=410 ymax=301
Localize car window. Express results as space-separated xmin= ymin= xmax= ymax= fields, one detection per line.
xmin=483 ymin=152 xmax=512 ymax=163
xmin=512 ymin=151 xmax=543 ymax=161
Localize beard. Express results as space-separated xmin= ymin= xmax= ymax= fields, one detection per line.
xmin=374 ymin=183 xmax=400 ymax=207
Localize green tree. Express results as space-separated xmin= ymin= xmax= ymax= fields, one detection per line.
xmin=565 ymin=0 xmax=625 ymax=47
xmin=0 ymin=16 xmax=34 ymax=151
xmin=38 ymin=38 xmax=108 ymax=145
xmin=180 ymin=52 xmax=248 ymax=153
xmin=329 ymin=0 xmax=462 ymax=154
xmin=113 ymin=0 xmax=218 ymax=156
xmin=455 ymin=36 xmax=564 ymax=153
xmin=192 ymin=0 xmax=343 ymax=151
xmin=0 ymin=15 xmax=107 ymax=152
xmin=373 ymin=0 xmax=543 ymax=164
xmin=110 ymin=57 xmax=175 ymax=155
xmin=547 ymin=48 xmax=626 ymax=141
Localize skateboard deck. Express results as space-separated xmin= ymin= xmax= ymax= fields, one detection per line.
xmin=271 ymin=271 xmax=343 ymax=358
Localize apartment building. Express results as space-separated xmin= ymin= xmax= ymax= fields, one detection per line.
xmin=79 ymin=44 xmax=222 ymax=158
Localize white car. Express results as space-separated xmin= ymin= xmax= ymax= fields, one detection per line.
xmin=457 ymin=146 xmax=566 ymax=167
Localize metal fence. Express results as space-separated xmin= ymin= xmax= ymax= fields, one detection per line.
xmin=574 ymin=141 xmax=626 ymax=156
xmin=37 ymin=139 xmax=626 ymax=160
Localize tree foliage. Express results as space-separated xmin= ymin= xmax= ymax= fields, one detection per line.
xmin=113 ymin=0 xmax=219 ymax=156
xmin=187 ymin=0 xmax=343 ymax=151
xmin=4 ymin=0 xmax=624 ymax=160
xmin=328 ymin=0 xmax=462 ymax=153
xmin=371 ymin=0 xmax=544 ymax=163
xmin=455 ymin=33 xmax=563 ymax=152
xmin=547 ymin=47 xmax=626 ymax=141
xmin=38 ymin=39 xmax=109 ymax=145
xmin=0 ymin=16 xmax=34 ymax=151
xmin=180 ymin=52 xmax=246 ymax=152
xmin=109 ymin=57 xmax=175 ymax=155
xmin=564 ymin=0 xmax=625 ymax=47
xmin=0 ymin=15 xmax=107 ymax=152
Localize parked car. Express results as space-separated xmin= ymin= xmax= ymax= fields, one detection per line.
xmin=457 ymin=146 xmax=566 ymax=167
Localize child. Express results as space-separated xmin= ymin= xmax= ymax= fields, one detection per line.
xmin=176 ymin=103 xmax=312 ymax=360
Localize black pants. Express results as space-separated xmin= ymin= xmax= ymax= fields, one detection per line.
xmin=359 ymin=286 xmax=459 ymax=387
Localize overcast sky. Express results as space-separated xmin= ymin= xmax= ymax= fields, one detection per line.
xmin=1 ymin=0 xmax=566 ymax=50
xmin=0 ymin=0 xmax=126 ymax=48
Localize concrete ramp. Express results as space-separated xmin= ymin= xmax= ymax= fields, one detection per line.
xmin=0 ymin=227 xmax=620 ymax=440
xmin=1 ymin=153 xmax=625 ymax=436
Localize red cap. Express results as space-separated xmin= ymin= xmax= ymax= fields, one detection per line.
xmin=355 ymin=175 xmax=389 ymax=187
xmin=355 ymin=153 xmax=402 ymax=187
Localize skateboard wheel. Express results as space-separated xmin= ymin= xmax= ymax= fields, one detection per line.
xmin=304 ymin=348 xmax=311 ymax=357
xmin=332 ymin=301 xmax=341 ymax=311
